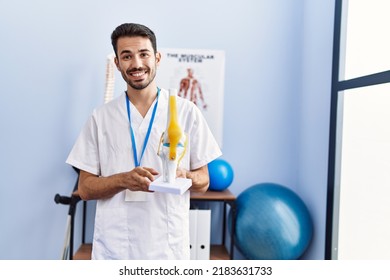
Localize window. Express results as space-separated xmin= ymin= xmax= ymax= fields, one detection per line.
xmin=326 ymin=0 xmax=390 ymax=259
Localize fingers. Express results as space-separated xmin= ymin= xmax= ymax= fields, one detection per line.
xmin=139 ymin=167 xmax=160 ymax=182
xmin=125 ymin=167 xmax=159 ymax=192
xmin=176 ymin=168 xmax=188 ymax=179
xmin=143 ymin=167 xmax=159 ymax=176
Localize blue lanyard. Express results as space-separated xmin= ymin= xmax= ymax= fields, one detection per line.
xmin=126 ymin=88 xmax=160 ymax=167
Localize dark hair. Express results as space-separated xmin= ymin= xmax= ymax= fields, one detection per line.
xmin=111 ymin=23 xmax=157 ymax=56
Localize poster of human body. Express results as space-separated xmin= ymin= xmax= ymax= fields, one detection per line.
xmin=156 ymin=48 xmax=225 ymax=147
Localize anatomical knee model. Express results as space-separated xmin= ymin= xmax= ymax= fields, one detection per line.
xmin=158 ymin=89 xmax=188 ymax=183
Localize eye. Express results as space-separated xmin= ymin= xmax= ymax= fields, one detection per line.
xmin=140 ymin=52 xmax=150 ymax=58
xmin=122 ymin=54 xmax=131 ymax=60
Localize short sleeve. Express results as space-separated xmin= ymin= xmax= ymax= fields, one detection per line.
xmin=66 ymin=111 xmax=101 ymax=175
xmin=188 ymin=105 xmax=222 ymax=170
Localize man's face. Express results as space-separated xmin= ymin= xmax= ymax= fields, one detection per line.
xmin=115 ymin=36 xmax=161 ymax=90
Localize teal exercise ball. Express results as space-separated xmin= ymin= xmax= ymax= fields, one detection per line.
xmin=232 ymin=183 xmax=313 ymax=260
xmin=208 ymin=159 xmax=234 ymax=191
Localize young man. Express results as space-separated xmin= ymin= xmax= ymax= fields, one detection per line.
xmin=66 ymin=23 xmax=222 ymax=259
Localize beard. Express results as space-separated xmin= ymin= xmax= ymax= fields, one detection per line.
xmin=120 ymin=66 xmax=157 ymax=90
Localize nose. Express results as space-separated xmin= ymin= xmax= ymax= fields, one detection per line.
xmin=131 ymin=55 xmax=142 ymax=69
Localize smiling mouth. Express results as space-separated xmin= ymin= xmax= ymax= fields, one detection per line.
xmin=130 ymin=71 xmax=146 ymax=77
xmin=128 ymin=69 xmax=147 ymax=78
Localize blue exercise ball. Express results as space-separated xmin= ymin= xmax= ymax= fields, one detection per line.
xmin=232 ymin=183 xmax=313 ymax=260
xmin=208 ymin=159 xmax=234 ymax=191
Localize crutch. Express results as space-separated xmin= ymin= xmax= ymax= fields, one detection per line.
xmin=54 ymin=170 xmax=81 ymax=260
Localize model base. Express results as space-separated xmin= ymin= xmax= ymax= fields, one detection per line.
xmin=149 ymin=176 xmax=192 ymax=195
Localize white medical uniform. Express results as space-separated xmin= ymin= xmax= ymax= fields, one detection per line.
xmin=66 ymin=88 xmax=222 ymax=260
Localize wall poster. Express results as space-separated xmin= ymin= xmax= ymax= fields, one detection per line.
xmin=156 ymin=48 xmax=225 ymax=147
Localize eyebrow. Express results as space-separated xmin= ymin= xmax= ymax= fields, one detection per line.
xmin=119 ymin=48 xmax=152 ymax=55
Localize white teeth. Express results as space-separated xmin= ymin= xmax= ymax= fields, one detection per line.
xmin=131 ymin=72 xmax=145 ymax=77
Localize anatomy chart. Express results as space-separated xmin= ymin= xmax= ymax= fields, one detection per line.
xmin=156 ymin=48 xmax=225 ymax=147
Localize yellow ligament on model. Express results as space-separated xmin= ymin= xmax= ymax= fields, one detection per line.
xmin=167 ymin=94 xmax=183 ymax=160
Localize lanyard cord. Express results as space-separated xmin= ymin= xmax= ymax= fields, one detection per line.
xmin=126 ymin=88 xmax=160 ymax=167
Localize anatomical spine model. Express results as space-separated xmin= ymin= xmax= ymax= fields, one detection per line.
xmin=158 ymin=89 xmax=188 ymax=183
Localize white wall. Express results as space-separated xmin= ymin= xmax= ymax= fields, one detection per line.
xmin=0 ymin=0 xmax=335 ymax=259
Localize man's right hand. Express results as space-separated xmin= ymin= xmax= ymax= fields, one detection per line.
xmin=122 ymin=167 xmax=159 ymax=192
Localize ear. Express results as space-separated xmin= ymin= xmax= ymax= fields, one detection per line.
xmin=155 ymin=52 xmax=161 ymax=66
xmin=114 ymin=56 xmax=120 ymax=70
